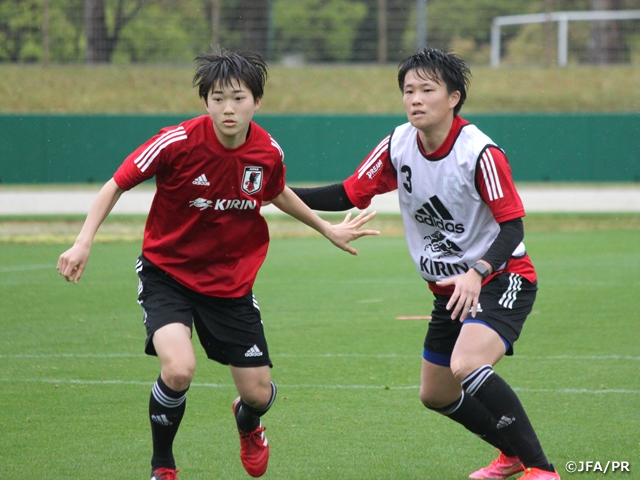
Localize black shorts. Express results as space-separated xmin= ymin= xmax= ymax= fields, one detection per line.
xmin=423 ymin=273 xmax=537 ymax=366
xmin=136 ymin=255 xmax=272 ymax=368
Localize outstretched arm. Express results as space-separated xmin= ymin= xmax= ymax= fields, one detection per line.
xmin=270 ymin=186 xmax=378 ymax=255
xmin=57 ymin=178 xmax=125 ymax=283
xmin=289 ymin=183 xmax=354 ymax=211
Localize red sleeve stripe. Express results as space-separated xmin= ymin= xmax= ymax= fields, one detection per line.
xmin=479 ymin=148 xmax=504 ymax=201
xmin=356 ymin=136 xmax=390 ymax=179
xmin=134 ymin=127 xmax=187 ymax=172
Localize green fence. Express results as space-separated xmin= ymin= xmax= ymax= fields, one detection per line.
xmin=1 ymin=113 xmax=638 ymax=184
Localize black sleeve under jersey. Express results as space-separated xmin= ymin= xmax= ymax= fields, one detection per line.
xmin=289 ymin=183 xmax=354 ymax=211
xmin=292 ymin=184 xmax=522 ymax=271
xmin=481 ymin=218 xmax=524 ymax=272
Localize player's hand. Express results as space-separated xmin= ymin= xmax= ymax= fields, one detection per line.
xmin=57 ymin=243 xmax=91 ymax=284
xmin=326 ymin=211 xmax=380 ymax=255
xmin=436 ymin=269 xmax=483 ymax=322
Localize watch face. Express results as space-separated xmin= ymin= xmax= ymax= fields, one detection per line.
xmin=473 ymin=263 xmax=488 ymax=278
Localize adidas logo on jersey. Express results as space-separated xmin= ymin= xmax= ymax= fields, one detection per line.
xmin=192 ymin=174 xmax=210 ymax=186
xmin=245 ymin=345 xmax=263 ymax=357
xmin=415 ymin=195 xmax=465 ymax=234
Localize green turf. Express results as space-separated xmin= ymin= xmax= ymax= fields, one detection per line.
xmin=2 ymin=64 xmax=640 ymax=113
xmin=1 ymin=229 xmax=639 ymax=479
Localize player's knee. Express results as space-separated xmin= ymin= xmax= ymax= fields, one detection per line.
xmin=241 ymin=381 xmax=275 ymax=412
xmin=244 ymin=385 xmax=272 ymax=409
xmin=419 ymin=392 xmax=438 ymax=409
xmin=419 ymin=384 xmax=444 ymax=409
xmin=420 ymin=390 xmax=461 ymax=410
xmin=162 ymin=362 xmax=195 ymax=391
xmin=450 ymin=357 xmax=471 ymax=383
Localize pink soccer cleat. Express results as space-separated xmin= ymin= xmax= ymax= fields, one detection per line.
xmin=520 ymin=466 xmax=561 ymax=479
xmin=469 ymin=451 xmax=524 ymax=479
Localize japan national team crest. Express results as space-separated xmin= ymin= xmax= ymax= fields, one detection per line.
xmin=242 ymin=166 xmax=263 ymax=195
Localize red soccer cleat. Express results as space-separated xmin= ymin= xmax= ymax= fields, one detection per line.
xmin=233 ymin=397 xmax=270 ymax=477
xmin=469 ymin=451 xmax=524 ymax=479
xmin=520 ymin=466 xmax=561 ymax=479
xmin=151 ymin=467 xmax=179 ymax=480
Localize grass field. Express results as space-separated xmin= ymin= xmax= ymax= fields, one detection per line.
xmin=1 ymin=215 xmax=639 ymax=479
xmin=2 ymin=64 xmax=640 ymax=114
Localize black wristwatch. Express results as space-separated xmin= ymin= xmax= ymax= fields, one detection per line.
xmin=471 ymin=262 xmax=490 ymax=279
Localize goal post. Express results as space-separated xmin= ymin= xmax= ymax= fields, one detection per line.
xmin=490 ymin=10 xmax=640 ymax=67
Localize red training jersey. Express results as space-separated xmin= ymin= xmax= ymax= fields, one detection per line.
xmin=114 ymin=115 xmax=286 ymax=297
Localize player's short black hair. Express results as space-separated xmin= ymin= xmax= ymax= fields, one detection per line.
xmin=193 ymin=48 xmax=268 ymax=104
xmin=397 ymin=48 xmax=471 ymax=116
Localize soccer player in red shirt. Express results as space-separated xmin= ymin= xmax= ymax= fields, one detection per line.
xmin=291 ymin=49 xmax=560 ymax=480
xmin=57 ymin=49 xmax=378 ymax=480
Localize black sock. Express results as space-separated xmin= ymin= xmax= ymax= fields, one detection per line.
xmin=429 ymin=391 xmax=516 ymax=457
xmin=463 ymin=365 xmax=552 ymax=471
xmin=149 ymin=376 xmax=188 ymax=471
xmin=234 ymin=381 xmax=277 ymax=432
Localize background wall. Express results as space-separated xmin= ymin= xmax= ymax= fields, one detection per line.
xmin=1 ymin=113 xmax=638 ymax=184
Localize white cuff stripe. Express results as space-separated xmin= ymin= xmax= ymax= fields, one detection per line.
xmin=152 ymin=382 xmax=187 ymax=409
xmin=462 ymin=365 xmax=494 ymax=397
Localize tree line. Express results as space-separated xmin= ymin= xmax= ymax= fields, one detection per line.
xmin=1 ymin=0 xmax=638 ymax=64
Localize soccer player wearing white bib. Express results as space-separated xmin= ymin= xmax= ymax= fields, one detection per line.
xmin=292 ymin=49 xmax=560 ymax=480
xmin=57 ymin=49 xmax=378 ymax=480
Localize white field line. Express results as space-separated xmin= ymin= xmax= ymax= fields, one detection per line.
xmin=0 ymin=353 xmax=144 ymax=359
xmin=0 ymin=264 xmax=56 ymax=273
xmin=0 ymin=353 xmax=637 ymax=394
xmin=0 ymin=377 xmax=637 ymax=394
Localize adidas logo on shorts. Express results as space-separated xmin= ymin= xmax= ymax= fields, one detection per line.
xmin=245 ymin=345 xmax=263 ymax=357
